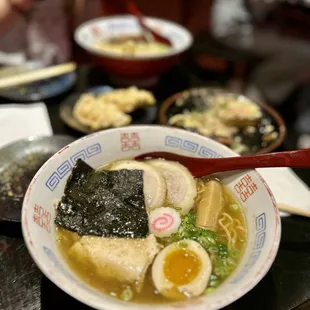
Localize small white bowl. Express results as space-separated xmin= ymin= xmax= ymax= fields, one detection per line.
xmin=22 ymin=125 xmax=281 ymax=310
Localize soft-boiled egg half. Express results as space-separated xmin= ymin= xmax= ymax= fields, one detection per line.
xmin=152 ymin=240 xmax=212 ymax=299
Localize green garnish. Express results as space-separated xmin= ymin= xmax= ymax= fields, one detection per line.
xmin=229 ymin=203 xmax=240 ymax=212
xmin=178 ymin=241 xmax=188 ymax=248
xmin=120 ymin=287 xmax=133 ymax=301
xmin=158 ymin=211 xmax=242 ymax=292
xmin=209 ymin=279 xmax=220 ymax=287
xmin=205 ymin=287 xmax=216 ymax=295
xmin=160 ymin=212 xmax=218 ymax=249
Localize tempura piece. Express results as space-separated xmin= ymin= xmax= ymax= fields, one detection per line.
xmin=198 ymin=113 xmax=237 ymax=140
xmin=73 ymin=94 xmax=131 ymax=130
xmin=214 ymin=95 xmax=262 ymax=127
xmin=98 ymin=86 xmax=156 ymax=113
xmin=168 ymin=112 xmax=237 ymax=144
xmin=69 ymin=234 xmax=160 ymax=292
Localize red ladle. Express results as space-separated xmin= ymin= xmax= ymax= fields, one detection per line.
xmin=135 ymin=149 xmax=310 ymax=178
xmin=127 ymin=1 xmax=172 ymax=46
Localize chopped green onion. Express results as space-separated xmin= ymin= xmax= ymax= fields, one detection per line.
xmin=205 ymin=287 xmax=216 ymax=295
xmin=209 ymin=280 xmax=220 ymax=287
xmin=229 ymin=203 xmax=240 ymax=212
xmin=208 ymin=246 xmax=219 ymax=254
xmin=218 ymin=244 xmax=228 ymax=258
xmin=230 ymin=249 xmax=240 ymax=258
xmin=120 ymin=287 xmax=133 ymax=301
xmin=179 ymin=241 xmax=188 ymax=248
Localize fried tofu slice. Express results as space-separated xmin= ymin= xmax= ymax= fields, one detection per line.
xmin=69 ymin=234 xmax=160 ymax=292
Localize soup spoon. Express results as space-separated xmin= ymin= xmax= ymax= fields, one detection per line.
xmin=135 ymin=149 xmax=310 ymax=178
xmin=127 ymin=1 xmax=172 ymax=46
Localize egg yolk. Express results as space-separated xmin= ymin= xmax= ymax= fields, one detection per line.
xmin=164 ymin=248 xmax=201 ymax=286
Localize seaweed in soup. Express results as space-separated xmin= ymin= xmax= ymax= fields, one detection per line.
xmin=64 ymin=158 xmax=93 ymax=197
xmin=55 ymin=159 xmax=148 ymax=238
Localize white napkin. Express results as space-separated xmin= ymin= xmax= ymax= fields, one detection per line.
xmin=0 ymin=103 xmax=53 ymax=148
xmin=258 ymin=167 xmax=310 ymax=216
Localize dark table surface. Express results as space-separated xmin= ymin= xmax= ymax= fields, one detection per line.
xmin=1 ymin=64 xmax=310 ymax=310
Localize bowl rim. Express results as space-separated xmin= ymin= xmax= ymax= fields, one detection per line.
xmin=159 ymin=87 xmax=287 ymax=155
xmin=21 ymin=125 xmax=281 ymax=310
xmin=74 ymin=15 xmax=193 ymax=61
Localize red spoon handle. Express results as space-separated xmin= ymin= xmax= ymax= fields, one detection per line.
xmin=135 ymin=149 xmax=310 ymax=178
xmin=127 ymin=1 xmax=154 ymax=36
xmin=127 ymin=2 xmax=144 ymax=25
xmin=198 ymin=149 xmax=310 ymax=177
xmin=127 ymin=1 xmax=171 ymax=46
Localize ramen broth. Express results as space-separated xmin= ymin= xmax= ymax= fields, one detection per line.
xmin=94 ymin=35 xmax=170 ymax=56
xmin=57 ymin=228 xmax=171 ymax=303
xmin=56 ymin=159 xmax=246 ymax=304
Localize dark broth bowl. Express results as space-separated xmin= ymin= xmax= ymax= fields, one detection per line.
xmin=159 ymin=88 xmax=287 ymax=155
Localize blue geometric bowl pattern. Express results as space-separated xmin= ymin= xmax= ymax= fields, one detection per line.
xmin=165 ymin=136 xmax=223 ymax=158
xmin=45 ymin=143 xmax=102 ymax=191
xmin=43 ymin=246 xmax=79 ymax=284
xmin=230 ymin=213 xmax=266 ymax=284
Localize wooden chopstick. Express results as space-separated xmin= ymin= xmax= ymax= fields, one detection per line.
xmin=0 ymin=62 xmax=77 ymax=90
xmin=277 ymin=203 xmax=310 ymax=217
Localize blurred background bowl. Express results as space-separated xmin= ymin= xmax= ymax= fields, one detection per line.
xmin=159 ymin=87 xmax=287 ymax=155
xmin=74 ymin=15 xmax=193 ymax=87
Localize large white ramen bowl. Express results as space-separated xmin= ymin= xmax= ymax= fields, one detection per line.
xmin=22 ymin=126 xmax=281 ymax=310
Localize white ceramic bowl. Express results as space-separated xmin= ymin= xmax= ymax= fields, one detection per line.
xmin=74 ymin=16 xmax=193 ymax=86
xmin=22 ymin=126 xmax=281 ymax=310
xmin=75 ymin=15 xmax=193 ymax=60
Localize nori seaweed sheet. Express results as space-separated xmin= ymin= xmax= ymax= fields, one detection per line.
xmin=55 ymin=159 xmax=148 ymax=238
